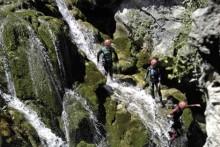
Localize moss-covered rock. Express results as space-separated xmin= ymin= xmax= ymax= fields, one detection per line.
xmin=2 ymin=15 xmax=63 ymax=114
xmin=2 ymin=16 xmax=35 ymax=100
xmin=69 ymin=6 xmax=86 ymax=20
xmin=161 ymin=88 xmax=186 ymax=102
xmin=113 ymin=37 xmax=137 ymax=75
xmin=0 ymin=107 xmax=41 ymax=147
xmin=105 ymin=98 xmax=149 ymax=147
xmin=76 ymin=141 xmax=96 ymax=147
xmin=78 ymin=61 xmax=106 ymax=110
xmin=62 ymin=91 xmax=98 ymax=147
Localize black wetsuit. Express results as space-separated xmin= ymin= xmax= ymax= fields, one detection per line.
xmin=97 ymin=46 xmax=118 ymax=77
xmin=172 ymin=105 xmax=183 ymax=133
xmin=145 ymin=66 xmax=163 ymax=105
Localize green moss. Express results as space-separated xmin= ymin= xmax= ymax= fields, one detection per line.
xmin=182 ymin=109 xmax=193 ymax=129
xmin=65 ymin=96 xmax=93 ymax=146
xmin=113 ymin=37 xmax=138 ymax=75
xmin=0 ymin=118 xmax=11 ymax=137
xmin=2 ymin=18 xmax=35 ymax=99
xmin=161 ymin=88 xmax=186 ymax=101
xmin=163 ymin=6 xmax=202 ymax=83
xmin=2 ymin=15 xmax=62 ymax=115
xmin=76 ymin=141 xmax=96 ymax=147
xmin=105 ymin=98 xmax=117 ymax=126
xmin=78 ymin=61 xmax=106 ymax=110
xmin=161 ymin=88 xmax=193 ymax=129
xmin=37 ymin=17 xmax=60 ymax=71
xmin=132 ymin=69 xmax=146 ymax=87
xmin=136 ymin=49 xmax=150 ymax=69
xmin=69 ymin=6 xmax=86 ymax=20
xmin=105 ymin=99 xmax=149 ymax=147
xmin=0 ymin=108 xmax=41 ymax=147
xmin=113 ymin=37 xmax=131 ymax=59
xmin=67 ymin=102 xmax=89 ymax=130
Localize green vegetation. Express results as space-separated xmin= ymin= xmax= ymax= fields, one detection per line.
xmin=0 ymin=108 xmax=40 ymax=147
xmin=78 ymin=61 xmax=106 ymax=110
xmin=105 ymin=99 xmax=149 ymax=147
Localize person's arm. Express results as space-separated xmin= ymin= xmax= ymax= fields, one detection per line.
xmin=144 ymin=68 xmax=149 ymax=81
xmin=158 ymin=68 xmax=161 ymax=82
xmin=112 ymin=47 xmax=119 ymax=62
xmin=170 ymin=105 xmax=179 ymax=115
xmin=187 ymin=104 xmax=201 ymax=108
xmin=167 ymin=105 xmax=179 ymax=118
xmin=97 ymin=49 xmax=102 ymax=63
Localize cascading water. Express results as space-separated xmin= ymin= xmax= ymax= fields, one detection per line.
xmin=0 ymin=90 xmax=66 ymax=147
xmin=0 ymin=22 xmax=66 ymax=147
xmin=55 ymin=0 xmax=172 ymax=146
xmin=38 ymin=18 xmax=67 ymax=82
xmin=55 ymin=0 xmax=108 ymax=146
xmin=55 ymin=0 xmax=99 ymax=66
xmin=62 ymin=97 xmax=70 ymax=147
xmin=64 ymin=89 xmax=106 ymax=146
xmin=27 ymin=25 xmax=63 ymax=103
xmin=107 ymin=81 xmax=171 ymax=146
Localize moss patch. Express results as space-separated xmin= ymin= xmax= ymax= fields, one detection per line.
xmin=161 ymin=88 xmax=186 ymax=101
xmin=105 ymin=98 xmax=149 ymax=147
xmin=0 ymin=107 xmax=40 ymax=147
xmin=78 ymin=61 xmax=106 ymax=110
xmin=76 ymin=141 xmax=96 ymax=147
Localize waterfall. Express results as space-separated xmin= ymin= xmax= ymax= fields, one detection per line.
xmin=0 ymin=22 xmax=67 ymax=147
xmin=55 ymin=0 xmax=172 ymax=146
xmin=0 ymin=90 xmax=66 ymax=147
xmin=55 ymin=0 xmax=99 ymax=66
xmin=107 ymin=80 xmax=171 ymax=146
xmin=62 ymin=98 xmax=70 ymax=147
xmin=27 ymin=25 xmax=63 ymax=103
xmin=38 ymin=18 xmax=67 ymax=82
xmin=64 ymin=90 xmax=106 ymax=146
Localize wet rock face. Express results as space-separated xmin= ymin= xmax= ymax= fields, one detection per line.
xmin=190 ymin=4 xmax=220 ymax=72
xmin=190 ymin=1 xmax=220 ymax=147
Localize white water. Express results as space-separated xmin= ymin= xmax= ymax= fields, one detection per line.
xmin=27 ymin=26 xmax=63 ymax=102
xmin=62 ymin=98 xmax=70 ymax=147
xmin=38 ymin=19 xmax=66 ymax=82
xmin=55 ymin=0 xmax=172 ymax=146
xmin=55 ymin=0 xmax=98 ymax=65
xmin=0 ymin=22 xmax=66 ymax=147
xmin=107 ymin=80 xmax=171 ymax=146
xmin=0 ymin=91 xmax=66 ymax=147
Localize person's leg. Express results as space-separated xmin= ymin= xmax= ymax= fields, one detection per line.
xmin=156 ymin=83 xmax=164 ymax=106
xmin=103 ymin=62 xmax=108 ymax=76
xmin=150 ymin=82 xmax=155 ymax=99
xmin=109 ymin=62 xmax=113 ymax=79
xmin=169 ymin=122 xmax=178 ymax=141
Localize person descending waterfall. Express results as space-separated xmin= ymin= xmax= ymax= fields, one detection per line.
xmin=97 ymin=39 xmax=118 ymax=79
xmin=167 ymin=101 xmax=201 ymax=142
xmin=144 ymin=57 xmax=165 ymax=107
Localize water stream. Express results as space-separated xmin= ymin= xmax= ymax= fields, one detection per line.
xmin=55 ymin=0 xmax=172 ymax=146
xmin=64 ymin=89 xmax=106 ymax=146
xmin=0 ymin=22 xmax=67 ymax=147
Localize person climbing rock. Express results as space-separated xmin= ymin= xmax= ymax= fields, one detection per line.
xmin=144 ymin=57 xmax=164 ymax=107
xmin=167 ymin=101 xmax=201 ymax=142
xmin=97 ymin=39 xmax=118 ymax=79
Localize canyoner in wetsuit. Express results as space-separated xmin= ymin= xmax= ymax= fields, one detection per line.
xmin=145 ymin=57 xmax=164 ymax=107
xmin=167 ymin=101 xmax=201 ymax=142
xmin=97 ymin=39 xmax=118 ymax=79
